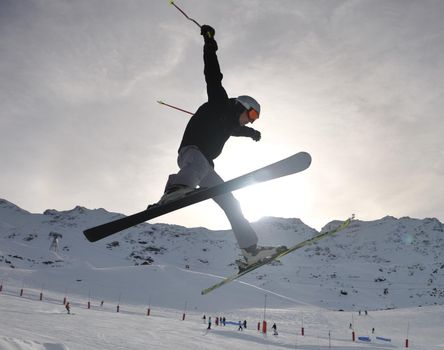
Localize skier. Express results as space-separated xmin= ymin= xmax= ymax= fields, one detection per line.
xmin=272 ymin=323 xmax=278 ymax=336
xmin=65 ymin=302 xmax=71 ymax=314
xmin=156 ymin=24 xmax=284 ymax=267
xmin=207 ymin=316 xmax=212 ymax=330
xmin=238 ymin=321 xmax=243 ymax=331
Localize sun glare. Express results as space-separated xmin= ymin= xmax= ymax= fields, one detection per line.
xmin=218 ymin=145 xmax=313 ymax=225
xmin=235 ymin=178 xmax=311 ymax=223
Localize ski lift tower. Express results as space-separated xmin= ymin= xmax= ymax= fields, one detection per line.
xmin=49 ymin=232 xmax=63 ymax=253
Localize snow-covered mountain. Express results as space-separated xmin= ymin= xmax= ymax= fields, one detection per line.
xmin=1 ymin=198 xmax=443 ymax=312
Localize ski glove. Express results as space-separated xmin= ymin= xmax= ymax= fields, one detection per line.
xmin=251 ymin=130 xmax=261 ymax=142
xmin=201 ymin=25 xmax=217 ymax=51
xmin=200 ymin=25 xmax=215 ymax=40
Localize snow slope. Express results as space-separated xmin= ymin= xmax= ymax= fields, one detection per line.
xmin=1 ymin=198 xmax=444 ymax=349
xmin=1 ymin=198 xmax=443 ymax=311
xmin=1 ymin=291 xmax=444 ymax=350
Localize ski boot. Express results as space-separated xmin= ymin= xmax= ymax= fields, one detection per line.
xmin=236 ymin=245 xmax=287 ymax=271
xmin=148 ymin=184 xmax=195 ymax=209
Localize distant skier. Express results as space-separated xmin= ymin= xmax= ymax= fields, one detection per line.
xmin=207 ymin=316 xmax=212 ymax=330
xmin=155 ymin=24 xmax=284 ymax=266
xmin=243 ymin=320 xmax=247 ymax=329
xmin=65 ymin=302 xmax=71 ymax=314
xmin=272 ymin=323 xmax=278 ymax=336
xmin=238 ymin=321 xmax=243 ymax=331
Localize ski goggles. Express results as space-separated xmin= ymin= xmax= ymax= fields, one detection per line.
xmin=247 ymin=108 xmax=259 ymax=122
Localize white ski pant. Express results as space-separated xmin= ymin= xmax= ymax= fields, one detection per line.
xmin=165 ymin=145 xmax=258 ymax=249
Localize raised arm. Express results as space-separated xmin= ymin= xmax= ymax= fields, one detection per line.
xmin=200 ymin=25 xmax=229 ymax=105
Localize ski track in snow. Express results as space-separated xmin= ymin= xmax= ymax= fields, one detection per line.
xmin=1 ymin=292 xmax=444 ymax=350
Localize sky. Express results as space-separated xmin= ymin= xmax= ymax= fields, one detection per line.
xmin=1 ymin=0 xmax=444 ymax=231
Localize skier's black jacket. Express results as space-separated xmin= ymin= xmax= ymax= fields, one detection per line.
xmin=179 ymin=38 xmax=258 ymax=166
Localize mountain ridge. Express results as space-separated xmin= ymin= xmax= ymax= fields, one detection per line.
xmin=1 ymin=198 xmax=443 ymax=311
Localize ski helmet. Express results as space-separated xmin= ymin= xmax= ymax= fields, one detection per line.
xmin=236 ymin=95 xmax=260 ymax=122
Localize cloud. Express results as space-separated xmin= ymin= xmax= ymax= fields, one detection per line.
xmin=1 ymin=0 xmax=443 ymax=229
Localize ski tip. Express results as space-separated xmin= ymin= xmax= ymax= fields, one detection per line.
xmin=83 ymin=229 xmax=99 ymax=243
xmin=83 ymin=231 xmax=93 ymax=242
xmin=201 ymin=289 xmax=211 ymax=295
xmin=300 ymin=151 xmax=312 ymax=166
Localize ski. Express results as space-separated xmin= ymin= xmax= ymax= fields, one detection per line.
xmin=83 ymin=152 xmax=312 ymax=242
xmin=201 ymin=218 xmax=352 ymax=295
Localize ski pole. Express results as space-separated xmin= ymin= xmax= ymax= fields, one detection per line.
xmin=169 ymin=1 xmax=201 ymax=29
xmin=168 ymin=1 xmax=213 ymax=38
xmin=157 ymin=100 xmax=193 ymax=116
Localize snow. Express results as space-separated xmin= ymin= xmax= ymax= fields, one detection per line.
xmin=1 ymin=198 xmax=444 ymax=349
xmin=1 ymin=291 xmax=444 ymax=350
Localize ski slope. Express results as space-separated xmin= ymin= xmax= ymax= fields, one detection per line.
xmin=1 ymin=290 xmax=443 ymax=350
xmin=1 ymin=199 xmax=444 ymax=348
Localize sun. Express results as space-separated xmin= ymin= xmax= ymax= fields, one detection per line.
xmin=217 ymin=145 xmax=313 ymax=225
xmin=234 ymin=178 xmax=311 ymax=223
